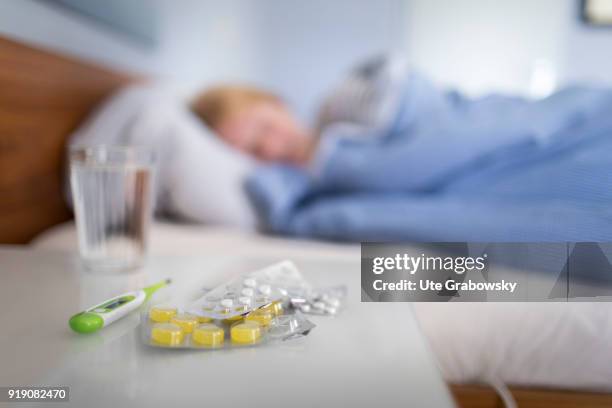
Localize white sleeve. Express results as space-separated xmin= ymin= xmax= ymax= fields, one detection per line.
xmin=317 ymin=54 xmax=409 ymax=133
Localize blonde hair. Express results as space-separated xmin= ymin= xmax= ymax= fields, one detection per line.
xmin=191 ymin=85 xmax=281 ymax=129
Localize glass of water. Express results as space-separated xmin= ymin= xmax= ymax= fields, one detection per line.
xmin=70 ymin=146 xmax=156 ymax=272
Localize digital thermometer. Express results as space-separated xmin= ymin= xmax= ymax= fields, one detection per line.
xmin=69 ymin=279 xmax=171 ymax=334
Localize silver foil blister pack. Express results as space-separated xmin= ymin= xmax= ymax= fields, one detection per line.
xmin=187 ymin=261 xmax=307 ymax=320
xmin=289 ymin=285 xmax=347 ymax=315
xmin=140 ymin=260 xmax=346 ymax=350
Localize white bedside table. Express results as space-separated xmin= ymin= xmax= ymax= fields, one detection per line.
xmin=0 ymin=247 xmax=455 ymax=407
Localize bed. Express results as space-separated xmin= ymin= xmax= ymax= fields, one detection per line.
xmin=2 ymin=34 xmax=612 ymax=408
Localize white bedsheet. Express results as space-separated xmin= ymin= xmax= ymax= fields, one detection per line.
xmin=33 ymin=222 xmax=612 ymax=392
xmin=414 ymin=302 xmax=612 ymax=392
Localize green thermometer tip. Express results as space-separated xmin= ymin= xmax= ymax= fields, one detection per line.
xmin=143 ymin=279 xmax=172 ymax=300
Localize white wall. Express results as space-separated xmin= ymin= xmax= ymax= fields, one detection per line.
xmin=0 ymin=0 xmax=156 ymax=75
xmin=150 ymin=0 xmax=264 ymax=92
xmin=561 ymin=3 xmax=612 ymax=85
xmin=404 ymin=0 xmax=568 ymax=97
xmin=0 ymin=0 xmax=264 ymax=96
xmin=0 ymin=0 xmax=404 ymax=122
xmin=404 ymin=0 xmax=612 ymax=97
xmin=250 ymin=0 xmax=405 ymax=121
xmin=2 ymin=0 xmax=612 ymax=117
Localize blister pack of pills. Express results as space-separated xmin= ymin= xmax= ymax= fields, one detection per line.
xmin=289 ymin=285 xmax=347 ymax=315
xmin=142 ymin=302 xmax=315 ymax=349
xmin=186 ymin=261 xmax=308 ymax=320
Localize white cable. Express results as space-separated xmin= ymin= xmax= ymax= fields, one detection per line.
xmin=484 ymin=375 xmax=517 ymax=408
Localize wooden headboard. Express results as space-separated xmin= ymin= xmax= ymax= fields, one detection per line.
xmin=0 ymin=36 xmax=134 ymax=244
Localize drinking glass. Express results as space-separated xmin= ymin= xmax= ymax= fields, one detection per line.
xmin=70 ymin=146 xmax=155 ymax=272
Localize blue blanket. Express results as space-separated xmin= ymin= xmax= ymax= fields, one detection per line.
xmin=247 ymin=74 xmax=612 ymax=241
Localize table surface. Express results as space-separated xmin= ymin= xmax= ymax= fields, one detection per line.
xmin=0 ymin=247 xmax=455 ymax=408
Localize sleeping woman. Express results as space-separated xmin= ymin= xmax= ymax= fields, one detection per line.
xmin=194 ymin=55 xmax=612 ymax=195
xmin=195 ymin=55 xmax=612 ymax=241
xmin=190 ymin=55 xmax=410 ymax=168
xmin=68 ymin=55 xmax=407 ymax=229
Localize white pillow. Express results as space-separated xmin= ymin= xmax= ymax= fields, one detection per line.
xmin=69 ymin=84 xmax=257 ymax=229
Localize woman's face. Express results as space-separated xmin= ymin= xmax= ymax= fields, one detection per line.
xmin=216 ymin=102 xmax=310 ymax=164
